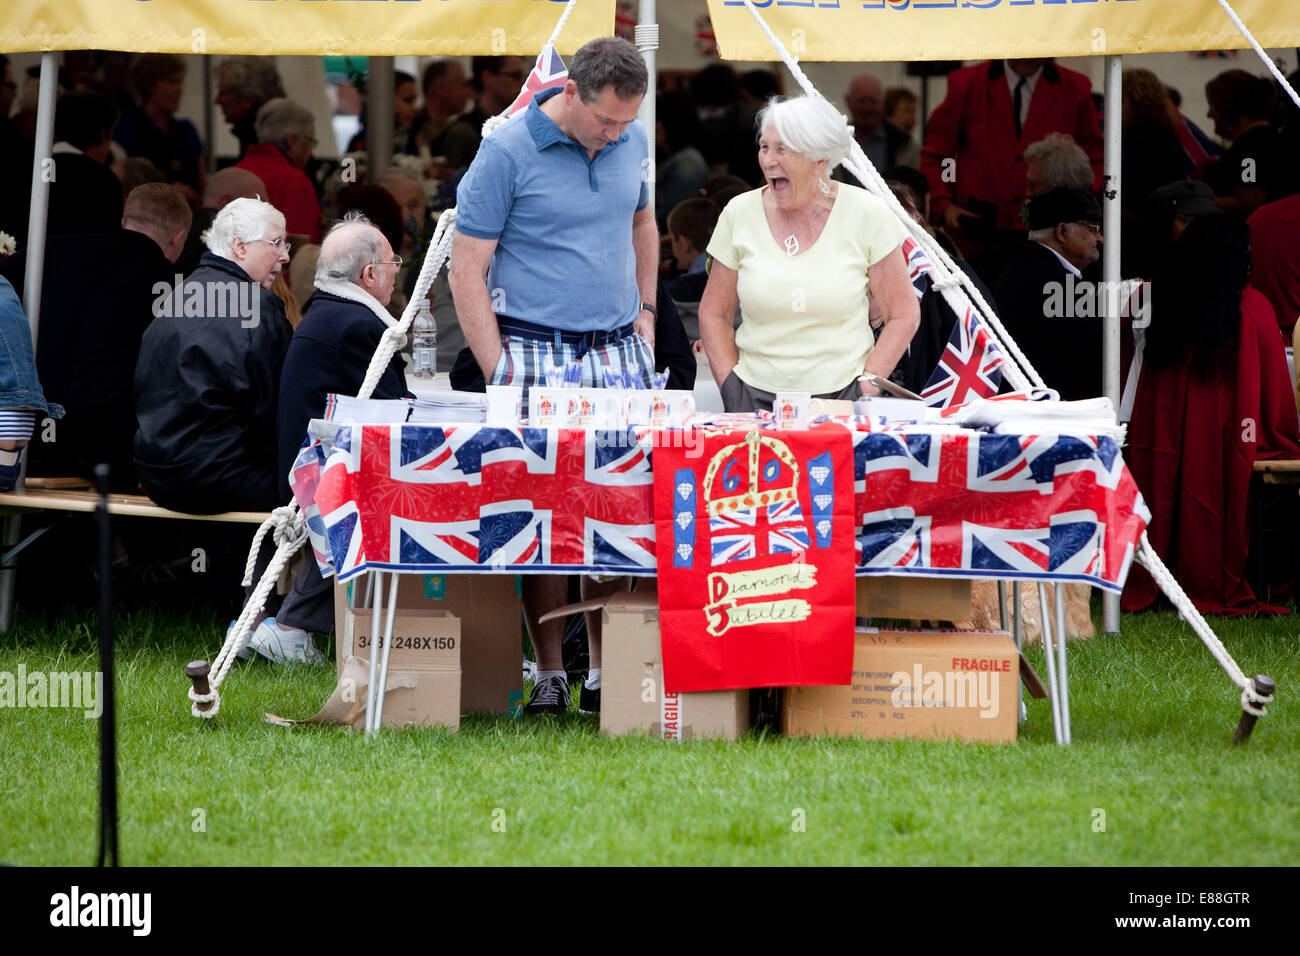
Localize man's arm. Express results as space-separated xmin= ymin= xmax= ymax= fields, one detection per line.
xmin=447 ymin=230 xmax=503 ymax=380
xmin=632 ymin=204 xmax=658 ymax=347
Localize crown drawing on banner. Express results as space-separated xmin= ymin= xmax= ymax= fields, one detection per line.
xmin=702 ymin=431 xmax=800 ymax=518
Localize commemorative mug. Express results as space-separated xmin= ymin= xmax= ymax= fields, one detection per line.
xmin=574 ymin=389 xmax=621 ymax=427
xmin=636 ymin=390 xmax=696 ymax=428
xmin=485 ymin=385 xmax=523 ymax=426
xmin=773 ymin=392 xmax=826 ymax=429
xmin=530 ymin=386 xmax=580 ymax=427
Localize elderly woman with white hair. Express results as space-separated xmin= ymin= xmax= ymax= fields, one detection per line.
xmin=700 ymin=94 xmax=920 ymax=411
xmin=134 ymin=197 xmax=293 ymax=513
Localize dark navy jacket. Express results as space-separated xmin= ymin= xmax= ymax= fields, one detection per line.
xmin=277 ymin=288 xmax=412 ymax=500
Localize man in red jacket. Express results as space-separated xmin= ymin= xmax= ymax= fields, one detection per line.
xmin=235 ymin=98 xmax=322 ymax=242
xmin=921 ymin=59 xmax=1102 ymax=279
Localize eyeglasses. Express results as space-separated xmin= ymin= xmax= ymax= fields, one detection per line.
xmin=371 ymin=256 xmax=403 ymax=269
xmin=1070 ymin=221 xmax=1103 ymax=237
xmin=251 ymin=237 xmax=290 ymax=252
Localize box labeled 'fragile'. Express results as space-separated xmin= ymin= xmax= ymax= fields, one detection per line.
xmin=540 ymin=590 xmax=749 ymax=740
xmin=785 ymin=628 xmax=1017 ymax=743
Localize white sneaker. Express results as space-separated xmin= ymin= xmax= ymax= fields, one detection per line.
xmin=230 ymin=620 xmax=255 ymax=661
xmin=248 ymin=618 xmax=328 ymax=666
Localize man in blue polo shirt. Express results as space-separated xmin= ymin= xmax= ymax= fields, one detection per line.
xmin=449 ymin=36 xmax=658 ymax=717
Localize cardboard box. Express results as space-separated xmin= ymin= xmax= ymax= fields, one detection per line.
xmin=540 ymin=590 xmax=750 ymax=740
xmin=785 ymin=628 xmax=1018 ymax=744
xmin=343 ymin=608 xmax=461 ymax=730
xmin=335 ymin=573 xmax=522 ymax=715
xmin=856 ymin=576 xmax=972 ymax=623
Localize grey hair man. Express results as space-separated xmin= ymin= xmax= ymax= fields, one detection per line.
xmin=235 ymin=98 xmax=322 ymax=241
xmin=449 ymin=35 xmax=657 ymax=716
xmin=253 ymin=214 xmax=414 ymax=663
xmin=1024 ymin=132 xmax=1094 ymax=197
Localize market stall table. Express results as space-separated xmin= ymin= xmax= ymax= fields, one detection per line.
xmin=294 ymin=418 xmax=1150 ymax=738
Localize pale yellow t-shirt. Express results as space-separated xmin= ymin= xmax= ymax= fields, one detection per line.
xmin=707 ymin=184 xmax=907 ymax=394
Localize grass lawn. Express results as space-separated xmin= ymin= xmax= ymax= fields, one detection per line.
xmin=1 ymin=602 xmax=1297 ymax=866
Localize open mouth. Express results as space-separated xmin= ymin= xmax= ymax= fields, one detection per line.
xmin=769 ymin=176 xmax=790 ymax=192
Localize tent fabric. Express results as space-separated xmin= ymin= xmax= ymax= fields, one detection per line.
xmin=0 ymin=0 xmax=613 ymax=56
xmin=705 ymin=0 xmax=1300 ymax=63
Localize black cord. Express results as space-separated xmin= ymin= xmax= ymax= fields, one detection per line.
xmin=94 ymin=464 xmax=118 ymax=867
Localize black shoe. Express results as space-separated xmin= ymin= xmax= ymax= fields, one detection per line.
xmin=525 ymin=675 xmax=571 ymax=715
xmin=579 ymin=683 xmax=600 ymax=715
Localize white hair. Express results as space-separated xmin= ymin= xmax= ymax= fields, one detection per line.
xmin=757 ymin=94 xmax=854 ymax=171
xmin=316 ymin=213 xmax=385 ymax=285
xmin=254 ymin=97 xmax=315 ymax=151
xmin=204 ymin=197 xmax=285 ymax=257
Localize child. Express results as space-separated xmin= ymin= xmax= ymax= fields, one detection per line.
xmin=665 ymin=197 xmax=721 ymax=341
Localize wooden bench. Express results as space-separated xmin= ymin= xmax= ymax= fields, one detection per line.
xmin=0 ymin=479 xmax=271 ymax=630
xmin=1249 ymin=459 xmax=1300 ymax=601
xmin=0 ymin=486 xmax=269 ymax=523
xmin=1252 ymin=459 xmax=1300 ymax=485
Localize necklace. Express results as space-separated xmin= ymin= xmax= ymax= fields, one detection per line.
xmin=777 ymin=195 xmax=829 ymax=256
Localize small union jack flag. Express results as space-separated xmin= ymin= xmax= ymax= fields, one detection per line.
xmin=709 ymin=500 xmax=810 ymax=565
xmin=900 ymin=237 xmax=1005 ymax=407
xmin=504 ymin=44 xmax=569 ymax=116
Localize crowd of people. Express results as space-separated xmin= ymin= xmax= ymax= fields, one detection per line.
xmin=1 ymin=44 xmax=1298 ymax=699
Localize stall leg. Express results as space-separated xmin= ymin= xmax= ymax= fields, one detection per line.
xmin=1037 ymin=583 xmax=1064 ymax=745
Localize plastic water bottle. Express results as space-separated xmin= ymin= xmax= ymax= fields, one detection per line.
xmin=412 ymin=299 xmax=437 ymax=379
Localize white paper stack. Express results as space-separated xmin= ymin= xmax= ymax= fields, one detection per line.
xmin=944 ymin=395 xmax=1125 ymax=441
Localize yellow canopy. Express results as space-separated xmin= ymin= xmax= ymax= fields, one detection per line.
xmin=705 ymin=0 xmax=1300 ymax=62
xmin=0 ymin=0 xmax=613 ymax=56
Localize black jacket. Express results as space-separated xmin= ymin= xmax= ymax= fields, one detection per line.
xmin=277 ymin=289 xmax=413 ymax=500
xmin=994 ymin=241 xmax=1102 ymax=401
xmin=1 ymin=229 xmax=175 ymax=491
xmin=134 ymin=252 xmax=292 ymax=513
xmin=891 ymin=255 xmax=995 ymax=396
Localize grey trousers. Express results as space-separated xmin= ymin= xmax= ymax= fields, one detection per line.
xmin=718 ymin=370 xmax=861 ymax=413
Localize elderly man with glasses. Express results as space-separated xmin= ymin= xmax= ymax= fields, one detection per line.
xmin=241 ymin=214 xmax=416 ymax=663
xmin=134 ymin=197 xmax=293 ymax=514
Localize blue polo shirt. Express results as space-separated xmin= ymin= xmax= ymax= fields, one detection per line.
xmin=455 ymin=87 xmax=649 ymax=333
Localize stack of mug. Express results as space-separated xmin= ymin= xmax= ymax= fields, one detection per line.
xmin=484 ymin=384 xmax=695 ymax=428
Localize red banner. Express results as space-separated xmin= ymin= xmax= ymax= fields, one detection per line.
xmin=653 ymin=426 xmax=856 ymax=692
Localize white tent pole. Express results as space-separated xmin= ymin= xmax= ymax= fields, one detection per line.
xmin=368 ymin=56 xmax=395 ymax=182
xmin=22 ymin=52 xmax=60 ymax=351
xmin=2 ymin=52 xmax=60 ymax=633
xmin=1102 ymin=54 xmax=1122 ymax=637
xmin=635 ymin=3 xmax=659 ymax=205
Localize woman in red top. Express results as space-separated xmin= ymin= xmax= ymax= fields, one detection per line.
xmin=1123 ymin=215 xmax=1300 ymax=615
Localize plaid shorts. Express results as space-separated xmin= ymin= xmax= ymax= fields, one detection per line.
xmin=489 ymin=318 xmax=655 ymax=392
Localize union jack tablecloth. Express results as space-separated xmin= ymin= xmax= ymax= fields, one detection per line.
xmin=295 ymin=422 xmax=1150 ymax=591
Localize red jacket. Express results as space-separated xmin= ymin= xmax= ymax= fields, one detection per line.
xmin=235 ymin=144 xmax=322 ymax=243
xmin=921 ymin=60 xmax=1103 ymax=233
xmin=1247 ymin=194 xmax=1300 ymax=337
xmin=1122 ymin=286 xmax=1300 ymax=616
